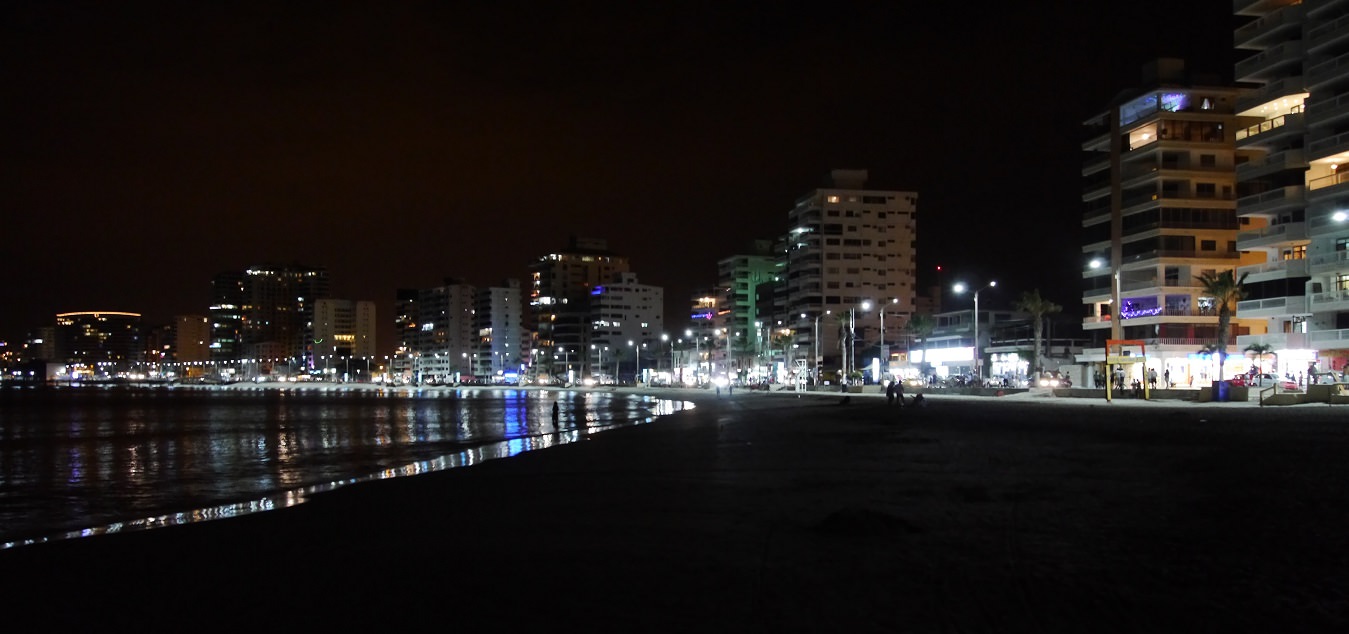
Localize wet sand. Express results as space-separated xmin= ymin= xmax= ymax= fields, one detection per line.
xmin=3 ymin=390 xmax=1349 ymax=632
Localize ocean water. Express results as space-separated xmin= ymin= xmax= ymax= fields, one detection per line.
xmin=0 ymin=385 xmax=692 ymax=547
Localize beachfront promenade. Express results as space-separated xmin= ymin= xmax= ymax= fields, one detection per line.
xmin=3 ymin=386 xmax=1348 ymax=632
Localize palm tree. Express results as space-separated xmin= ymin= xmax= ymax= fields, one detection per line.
xmin=1244 ymin=342 xmax=1275 ymax=375
xmin=1195 ymin=269 xmax=1249 ymax=381
xmin=1013 ymin=289 xmax=1062 ymax=375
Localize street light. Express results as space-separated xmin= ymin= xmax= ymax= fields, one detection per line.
xmin=875 ymin=297 xmax=899 ymax=370
xmin=662 ymin=334 xmax=674 ymax=383
xmin=628 ymin=340 xmax=640 ymax=384
xmin=953 ymin=280 xmax=997 ymax=383
xmin=810 ymin=311 xmax=833 ymax=384
xmin=591 ymin=344 xmax=606 ymax=382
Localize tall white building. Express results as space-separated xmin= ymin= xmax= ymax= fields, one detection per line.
xmin=586 ymin=271 xmax=663 ymax=381
xmin=473 ymin=279 xmax=524 ymax=381
xmin=1232 ymin=0 xmax=1349 ymax=380
xmin=781 ymin=169 xmax=918 ymax=381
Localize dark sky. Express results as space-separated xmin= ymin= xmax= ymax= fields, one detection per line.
xmin=2 ymin=1 xmax=1236 ymax=350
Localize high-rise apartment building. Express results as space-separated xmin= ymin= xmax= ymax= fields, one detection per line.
xmin=313 ymin=299 xmax=377 ymax=379
xmin=781 ymin=169 xmax=918 ymax=380
xmin=585 ymin=272 xmax=663 ymax=381
xmin=208 ymin=264 xmax=330 ymax=374
xmin=392 ymin=279 xmax=476 ymax=383
xmin=473 ymin=279 xmax=525 ymax=380
xmin=529 ymin=237 xmax=630 ymax=379
xmin=53 ymin=311 xmax=143 ymax=374
xmin=716 ymin=241 xmax=782 ymax=376
xmin=1080 ymin=59 xmax=1264 ymax=385
xmin=1232 ymin=0 xmax=1349 ymax=379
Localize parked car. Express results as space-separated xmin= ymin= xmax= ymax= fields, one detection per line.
xmin=1230 ymin=373 xmax=1297 ymax=390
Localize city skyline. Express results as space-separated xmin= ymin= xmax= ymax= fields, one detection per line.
xmin=2 ymin=1 xmax=1235 ymax=343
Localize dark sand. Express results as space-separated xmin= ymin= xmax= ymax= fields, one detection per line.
xmin=4 ymin=390 xmax=1349 ymax=632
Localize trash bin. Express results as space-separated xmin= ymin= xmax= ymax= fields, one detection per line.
xmin=1213 ymin=380 xmax=1230 ymax=402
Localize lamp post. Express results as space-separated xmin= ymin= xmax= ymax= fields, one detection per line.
xmin=1089 ymin=258 xmax=1122 ymax=341
xmin=629 ymin=340 xmax=640 ymax=384
xmin=953 ymin=281 xmax=997 ymax=383
xmin=662 ymin=334 xmax=675 ymax=383
xmin=810 ymin=311 xmax=832 ymax=384
xmin=685 ymin=329 xmax=699 ymax=384
xmin=877 ymin=297 xmax=898 ymax=372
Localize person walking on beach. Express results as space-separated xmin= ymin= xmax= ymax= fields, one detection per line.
xmin=551 ymin=401 xmax=560 ymax=427
xmin=886 ymin=380 xmax=896 ymax=406
xmin=894 ymin=379 xmax=905 ymax=407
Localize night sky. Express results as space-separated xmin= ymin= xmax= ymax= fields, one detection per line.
xmin=2 ymin=1 xmax=1236 ymax=350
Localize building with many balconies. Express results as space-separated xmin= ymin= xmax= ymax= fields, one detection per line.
xmin=780 ymin=169 xmax=918 ymax=382
xmin=1233 ymin=0 xmax=1349 ymax=381
xmin=1080 ymin=59 xmax=1264 ymax=386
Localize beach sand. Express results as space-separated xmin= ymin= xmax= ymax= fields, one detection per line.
xmin=4 ymin=389 xmax=1349 ymax=632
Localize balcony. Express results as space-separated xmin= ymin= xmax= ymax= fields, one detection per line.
xmin=1236 ymin=2 xmax=1304 ymax=50
xmin=1236 ymin=40 xmax=1304 ymax=83
xmin=1236 ymin=220 xmax=1308 ymax=249
xmin=1307 ymin=169 xmax=1349 ymax=198
xmin=1237 ymin=332 xmax=1310 ymax=350
xmin=1310 ymin=328 xmax=1349 ymax=350
xmin=1122 ymin=250 xmax=1240 ymax=265
xmin=1237 ymin=295 xmax=1292 ymax=318
xmin=1236 ymin=148 xmax=1306 ymax=181
xmin=1310 ymin=288 xmax=1349 ymax=312
xmin=1236 ymin=185 xmax=1305 ymax=218
xmin=1309 ymin=250 xmax=1349 ymax=274
xmin=1306 ymin=50 xmax=1349 ymax=93
xmin=1235 ymin=77 xmax=1303 ymax=114
xmin=1237 ymin=257 xmax=1308 ymax=283
xmin=1308 ymin=92 xmax=1349 ymax=131
xmin=1308 ymin=129 xmax=1349 ymax=163
xmin=1235 ymin=112 xmax=1304 ymax=151
xmin=1308 ymin=11 xmax=1349 ymax=55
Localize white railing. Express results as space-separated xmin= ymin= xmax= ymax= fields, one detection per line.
xmin=1309 ymin=251 xmax=1349 ymax=268
xmin=1310 ymin=328 xmax=1349 ymax=344
xmin=1238 ymin=297 xmax=1289 ymax=313
xmin=1310 ymin=289 xmax=1349 ymax=308
xmin=1238 ymin=258 xmax=1308 ymax=277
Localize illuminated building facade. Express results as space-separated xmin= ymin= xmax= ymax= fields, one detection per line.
xmin=586 ymin=272 xmax=663 ymax=381
xmin=716 ymin=242 xmax=782 ymax=375
xmin=208 ymin=265 xmax=331 ymax=373
xmin=1232 ymin=0 xmax=1349 ymax=380
xmin=54 ymin=311 xmax=143 ymax=374
xmin=529 ymin=236 xmax=630 ymax=379
xmin=393 ymin=280 xmax=476 ymax=384
xmin=1080 ymin=59 xmax=1262 ymax=384
xmin=473 ymin=279 xmax=525 ymax=381
xmin=781 ymin=169 xmax=918 ymax=379
xmin=313 ymin=299 xmax=377 ymax=379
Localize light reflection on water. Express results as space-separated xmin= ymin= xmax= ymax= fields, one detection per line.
xmin=0 ymin=386 xmax=693 ymax=549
